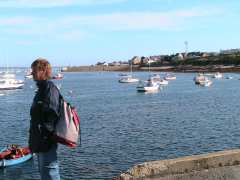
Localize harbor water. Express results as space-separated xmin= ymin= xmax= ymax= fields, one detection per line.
xmin=1 ymin=72 xmax=240 ymax=179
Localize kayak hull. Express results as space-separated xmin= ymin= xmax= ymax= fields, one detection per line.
xmin=0 ymin=146 xmax=33 ymax=168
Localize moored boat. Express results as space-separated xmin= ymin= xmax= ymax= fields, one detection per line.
xmin=52 ymin=73 xmax=64 ymax=80
xmin=164 ymin=73 xmax=176 ymax=80
xmin=118 ymin=61 xmax=139 ymax=83
xmin=119 ymin=75 xmax=139 ymax=83
xmin=150 ymin=74 xmax=168 ymax=85
xmin=0 ymin=78 xmax=24 ymax=90
xmin=194 ymin=74 xmax=212 ymax=87
xmin=199 ymin=78 xmax=212 ymax=87
xmin=0 ymin=145 xmax=33 ymax=167
xmin=137 ymin=78 xmax=160 ymax=92
xmin=212 ymin=72 xmax=223 ymax=79
xmin=25 ymin=74 xmax=33 ymax=79
xmin=194 ymin=73 xmax=205 ymax=84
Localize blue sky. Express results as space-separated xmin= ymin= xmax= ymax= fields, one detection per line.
xmin=0 ymin=0 xmax=239 ymax=67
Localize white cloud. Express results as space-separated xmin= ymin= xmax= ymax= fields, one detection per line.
xmin=61 ymin=8 xmax=223 ymax=30
xmin=60 ymin=31 xmax=88 ymax=41
xmin=0 ymin=17 xmax=33 ymax=25
xmin=0 ymin=0 xmax=127 ymax=8
xmin=0 ymin=7 xmax=223 ymax=44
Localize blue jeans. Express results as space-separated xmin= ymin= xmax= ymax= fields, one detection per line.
xmin=37 ymin=144 xmax=60 ymax=180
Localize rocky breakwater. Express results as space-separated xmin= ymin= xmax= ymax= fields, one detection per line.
xmin=116 ymin=149 xmax=240 ymax=180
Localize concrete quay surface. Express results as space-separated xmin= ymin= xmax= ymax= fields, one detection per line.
xmin=116 ymin=149 xmax=240 ymax=180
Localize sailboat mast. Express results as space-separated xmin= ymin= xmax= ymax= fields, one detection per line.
xmin=131 ymin=60 xmax=133 ymax=75
xmin=148 ymin=60 xmax=150 ymax=74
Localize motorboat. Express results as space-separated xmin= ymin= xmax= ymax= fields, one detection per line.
xmin=0 ymin=78 xmax=24 ymax=90
xmin=137 ymin=78 xmax=160 ymax=92
xmin=0 ymin=145 xmax=32 ymax=167
xmin=119 ymin=75 xmax=139 ymax=83
xmin=213 ymin=72 xmax=223 ymax=79
xmin=164 ymin=73 xmax=176 ymax=80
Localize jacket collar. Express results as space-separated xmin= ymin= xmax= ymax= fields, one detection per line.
xmin=36 ymin=80 xmax=48 ymax=89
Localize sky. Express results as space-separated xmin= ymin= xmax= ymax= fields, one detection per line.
xmin=0 ymin=0 xmax=239 ymax=67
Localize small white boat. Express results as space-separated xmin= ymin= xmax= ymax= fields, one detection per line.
xmin=119 ymin=76 xmax=139 ymax=83
xmin=194 ymin=74 xmax=212 ymax=87
xmin=25 ymin=74 xmax=33 ymax=79
xmin=158 ymin=79 xmax=169 ymax=85
xmin=119 ymin=61 xmax=139 ymax=83
xmin=199 ymin=78 xmax=212 ymax=87
xmin=164 ymin=73 xmax=176 ymax=80
xmin=150 ymin=74 xmax=168 ymax=85
xmin=150 ymin=74 xmax=161 ymax=81
xmin=194 ymin=73 xmax=205 ymax=84
xmin=0 ymin=79 xmax=24 ymax=90
xmin=212 ymin=72 xmax=223 ymax=79
xmin=137 ymin=78 xmax=159 ymax=92
xmin=52 ymin=73 xmax=64 ymax=80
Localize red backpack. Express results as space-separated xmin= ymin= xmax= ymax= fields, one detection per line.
xmin=53 ymin=96 xmax=81 ymax=148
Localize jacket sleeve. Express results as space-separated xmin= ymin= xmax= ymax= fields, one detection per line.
xmin=41 ymin=84 xmax=60 ymax=135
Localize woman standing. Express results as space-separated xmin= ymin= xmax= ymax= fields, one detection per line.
xmin=29 ymin=58 xmax=61 ymax=180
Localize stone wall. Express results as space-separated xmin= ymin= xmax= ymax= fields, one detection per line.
xmin=116 ymin=149 xmax=240 ymax=180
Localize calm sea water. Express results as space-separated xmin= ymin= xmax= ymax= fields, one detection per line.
xmin=1 ymin=71 xmax=240 ymax=179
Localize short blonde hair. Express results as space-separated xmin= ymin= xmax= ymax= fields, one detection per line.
xmin=31 ymin=58 xmax=52 ymax=80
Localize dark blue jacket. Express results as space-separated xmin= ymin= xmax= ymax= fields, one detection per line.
xmin=29 ymin=80 xmax=60 ymax=153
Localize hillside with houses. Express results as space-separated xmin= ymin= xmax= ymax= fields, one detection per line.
xmin=63 ymin=48 xmax=240 ymax=72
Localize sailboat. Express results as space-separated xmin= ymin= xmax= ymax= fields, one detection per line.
xmin=0 ymin=60 xmax=24 ymax=90
xmin=119 ymin=61 xmax=139 ymax=83
xmin=136 ymin=60 xmax=160 ymax=92
xmin=52 ymin=67 xmax=64 ymax=80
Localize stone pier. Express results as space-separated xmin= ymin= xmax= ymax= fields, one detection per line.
xmin=116 ymin=149 xmax=240 ymax=180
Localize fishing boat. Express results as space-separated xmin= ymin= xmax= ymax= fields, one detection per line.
xmin=0 ymin=145 xmax=32 ymax=167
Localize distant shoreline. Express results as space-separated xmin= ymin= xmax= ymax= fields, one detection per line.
xmin=62 ymin=65 xmax=240 ymax=73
